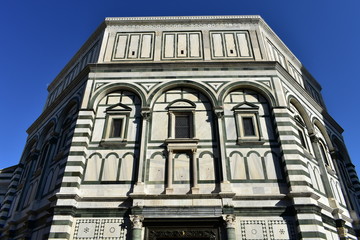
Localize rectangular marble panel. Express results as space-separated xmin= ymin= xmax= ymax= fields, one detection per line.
xmin=237 ymin=33 xmax=251 ymax=57
xmin=114 ymin=35 xmax=128 ymax=59
xmin=119 ymin=155 xmax=134 ymax=181
xmin=230 ymin=153 xmax=246 ymax=180
xmin=128 ymin=34 xmax=140 ymax=58
xmin=140 ymin=34 xmax=152 ymax=58
xmin=196 ymin=111 xmax=213 ymax=140
xmin=107 ymin=95 xmax=120 ymax=105
xmin=177 ymin=34 xmax=187 ymax=57
xmin=189 ymin=33 xmax=200 ymax=57
xmin=101 ymin=156 xmax=119 ymax=181
xmin=148 ymin=155 xmax=165 ymax=182
xmin=225 ymin=33 xmax=237 ymax=57
xmin=199 ymin=155 xmax=215 ymax=181
xmin=151 ymin=112 xmax=168 ymax=140
xmin=164 ymin=34 xmax=175 ymax=58
xmin=212 ymin=33 xmax=224 ymax=57
xmin=174 ymin=153 xmax=190 ymax=181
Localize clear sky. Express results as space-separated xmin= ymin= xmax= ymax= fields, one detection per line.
xmin=1 ymin=0 xmax=359 ymax=173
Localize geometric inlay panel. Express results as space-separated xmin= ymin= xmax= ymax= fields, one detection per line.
xmin=239 ymin=219 xmax=296 ymax=240
xmin=240 ymin=220 xmax=267 ymax=240
xmin=268 ymin=220 xmax=296 ymax=240
xmin=73 ymin=218 xmax=127 ymax=240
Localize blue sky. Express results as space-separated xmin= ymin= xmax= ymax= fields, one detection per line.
xmin=1 ymin=0 xmax=359 ymax=172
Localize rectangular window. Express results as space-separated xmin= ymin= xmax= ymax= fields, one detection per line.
xmin=242 ymin=117 xmax=256 ymax=136
xmin=175 ymin=114 xmax=192 ymax=138
xmin=110 ymin=118 xmax=123 ymax=138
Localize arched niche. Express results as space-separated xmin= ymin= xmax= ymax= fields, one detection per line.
xmin=218 ymin=81 xmax=276 ymax=107
xmin=148 ymin=80 xmax=218 ymax=109
xmin=288 ymin=97 xmax=313 ymax=134
xmin=89 ymin=83 xmax=147 ymax=110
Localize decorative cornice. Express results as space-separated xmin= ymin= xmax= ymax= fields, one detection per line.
xmin=105 ymin=15 xmax=263 ymax=24
xmin=47 ymin=22 xmax=106 ymax=92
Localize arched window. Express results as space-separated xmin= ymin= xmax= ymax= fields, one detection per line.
xmin=37 ymin=144 xmax=51 ymax=169
xmin=167 ymin=99 xmax=196 ymax=139
xmin=289 ymin=102 xmax=311 ymax=152
xmin=56 ymin=103 xmax=78 ymax=155
xmin=319 ymin=140 xmax=330 ymax=167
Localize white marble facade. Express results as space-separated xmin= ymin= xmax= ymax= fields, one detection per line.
xmin=0 ymin=16 xmax=359 ymax=240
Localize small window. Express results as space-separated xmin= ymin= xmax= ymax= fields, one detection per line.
xmin=167 ymin=99 xmax=196 ymax=140
xmin=110 ymin=118 xmax=123 ymax=138
xmin=101 ymin=103 xmax=131 ymax=147
xmin=175 ymin=114 xmax=192 ymax=138
xmin=104 ymin=115 xmax=127 ymax=141
xmin=242 ymin=116 xmax=256 ymax=136
xmin=233 ymin=102 xmax=262 ymax=144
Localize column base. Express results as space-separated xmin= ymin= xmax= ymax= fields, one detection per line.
xmin=191 ymin=187 xmax=199 ymax=194
xmin=220 ymin=181 xmax=232 ymax=193
xmin=132 ymin=182 xmax=145 ymax=194
xmin=165 ymin=187 xmax=174 ymax=194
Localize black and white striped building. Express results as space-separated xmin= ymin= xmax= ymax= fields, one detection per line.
xmin=0 ymin=15 xmax=359 ymax=240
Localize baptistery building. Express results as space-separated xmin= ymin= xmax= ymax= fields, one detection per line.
xmin=0 ymin=15 xmax=359 ymax=240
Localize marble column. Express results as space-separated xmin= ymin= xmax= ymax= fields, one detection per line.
xmin=335 ymin=219 xmax=348 ymax=240
xmin=133 ymin=108 xmax=151 ymax=194
xmin=130 ymin=215 xmax=144 ymax=240
xmin=215 ymin=108 xmax=232 ymax=193
xmin=223 ymin=214 xmax=236 ymax=240
xmin=191 ymin=148 xmax=199 ymax=193
xmin=166 ymin=149 xmax=174 ymax=194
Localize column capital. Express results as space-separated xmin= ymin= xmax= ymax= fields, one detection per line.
xmin=141 ymin=108 xmax=151 ymax=121
xmin=309 ymin=134 xmax=319 ymax=143
xmin=223 ymin=214 xmax=236 ymax=228
xmin=214 ymin=108 xmax=224 ymax=119
xmin=330 ymin=150 xmax=339 ymax=160
xmin=130 ymin=215 xmax=144 ymax=229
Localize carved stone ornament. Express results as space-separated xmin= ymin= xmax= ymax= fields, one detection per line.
xmin=148 ymin=229 xmax=217 ymax=240
xmin=141 ymin=109 xmax=151 ymax=121
xmin=214 ymin=109 xmax=224 ymax=119
xmin=223 ymin=214 xmax=236 ymax=228
xmin=337 ymin=226 xmax=348 ymax=238
xmin=309 ymin=134 xmax=319 ymax=143
xmin=130 ymin=215 xmax=144 ymax=229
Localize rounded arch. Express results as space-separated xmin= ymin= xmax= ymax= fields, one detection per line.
xmin=167 ymin=99 xmax=196 ymax=109
xmin=199 ymin=151 xmax=215 ymax=158
xmin=148 ymin=80 xmax=218 ymax=109
xmin=229 ymin=151 xmax=244 ymax=158
xmin=55 ymin=97 xmax=80 ymax=133
xmin=263 ymin=150 xmax=279 ymax=158
xmin=37 ymin=120 xmax=57 ymax=149
xmin=122 ymin=152 xmax=135 ymax=159
xmin=246 ymin=151 xmax=261 ymax=158
xmin=89 ymin=82 xmax=147 ymax=109
xmin=105 ymin=152 xmax=120 ymax=159
xmin=332 ymin=136 xmax=351 ymax=164
xmin=288 ymin=96 xmax=314 ymax=134
xmin=21 ymin=137 xmax=38 ymax=163
xmin=218 ymin=81 xmax=276 ymax=107
xmin=88 ymin=152 xmax=103 ymax=159
xmin=313 ymin=118 xmax=334 ymax=151
xmin=149 ymin=151 xmax=165 ymax=159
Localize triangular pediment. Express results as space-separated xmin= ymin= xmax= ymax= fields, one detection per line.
xmin=106 ymin=103 xmax=132 ymax=112
xmin=232 ymin=102 xmax=259 ymax=110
